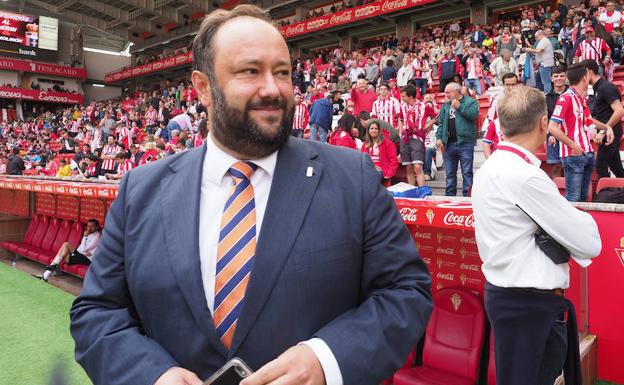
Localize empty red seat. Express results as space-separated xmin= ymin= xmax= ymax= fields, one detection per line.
xmin=596 ymin=177 xmax=624 ymax=193
xmin=35 ymin=220 xmax=72 ymax=264
xmin=394 ymin=288 xmax=486 ymax=385
xmin=1 ymin=215 xmax=42 ymax=253
xmin=25 ymin=218 xmax=60 ymax=261
xmin=15 ymin=216 xmax=49 ymax=256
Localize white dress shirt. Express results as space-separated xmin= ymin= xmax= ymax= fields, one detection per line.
xmin=472 ymin=142 xmax=601 ymax=290
xmin=199 ymin=133 xmax=343 ymax=385
xmin=76 ymin=231 xmax=101 ymax=258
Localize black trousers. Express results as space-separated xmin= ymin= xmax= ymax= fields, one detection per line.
xmin=596 ymin=133 xmax=624 ymax=178
xmin=484 ymin=282 xmax=581 ymax=385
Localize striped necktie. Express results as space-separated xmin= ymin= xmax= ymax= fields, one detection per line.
xmin=213 ymin=161 xmax=258 ymax=349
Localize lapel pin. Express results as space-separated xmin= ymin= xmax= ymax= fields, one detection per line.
xmin=306 ymin=166 xmax=314 ymax=177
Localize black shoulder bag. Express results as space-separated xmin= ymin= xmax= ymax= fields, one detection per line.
xmin=515 ymin=204 xmax=571 ymax=264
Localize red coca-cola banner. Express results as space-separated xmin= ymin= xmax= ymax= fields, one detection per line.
xmin=0 ymin=178 xmax=117 ymax=199
xmin=279 ymin=0 xmax=436 ymax=38
xmin=105 ymin=51 xmax=193 ymax=83
xmin=0 ymin=57 xmax=87 ymax=78
xmin=0 ymin=87 xmax=83 ymax=104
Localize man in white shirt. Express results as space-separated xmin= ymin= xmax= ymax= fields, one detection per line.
xmin=396 ymin=56 xmax=413 ymax=87
xmin=41 ymin=219 xmax=101 ymax=281
xmin=473 ymin=87 xmax=601 ymax=385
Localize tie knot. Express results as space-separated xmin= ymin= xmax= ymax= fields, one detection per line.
xmin=229 ymin=161 xmax=257 ymax=181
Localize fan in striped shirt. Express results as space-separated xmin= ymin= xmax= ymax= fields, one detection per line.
xmin=101 ymin=136 xmax=122 ymax=173
xmin=371 ymin=84 xmax=403 ymax=128
xmin=106 ymin=152 xmax=135 ymax=180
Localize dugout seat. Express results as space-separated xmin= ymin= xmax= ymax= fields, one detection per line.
xmin=393 ymin=288 xmax=485 ymax=385
xmin=0 ymin=214 xmax=41 ymax=253
xmin=15 ymin=216 xmax=49 ymax=256
xmin=24 ymin=218 xmax=60 ymax=262
xmin=59 ymin=222 xmax=87 ymax=277
xmin=35 ymin=219 xmax=72 ymax=264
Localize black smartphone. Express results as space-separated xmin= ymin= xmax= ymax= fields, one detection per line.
xmin=203 ymin=358 xmax=253 ymax=385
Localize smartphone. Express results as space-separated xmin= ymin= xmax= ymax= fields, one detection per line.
xmin=203 ymin=358 xmax=253 ymax=385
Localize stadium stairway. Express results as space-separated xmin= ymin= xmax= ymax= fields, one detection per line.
xmin=426 ymin=139 xmax=487 ymax=196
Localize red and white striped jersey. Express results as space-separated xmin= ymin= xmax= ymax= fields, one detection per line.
xmin=371 ymin=97 xmax=402 ymax=127
xmin=401 ymin=101 xmax=438 ymax=141
xmin=102 ymin=144 xmax=122 ymax=170
xmin=117 ymin=126 xmax=133 ymax=149
xmin=483 ymin=118 xmax=503 ymax=150
xmin=293 ymin=103 xmax=309 ymax=129
xmin=575 ymin=37 xmax=610 ymax=62
xmin=411 ymin=57 xmax=429 ymax=79
xmin=69 ymin=119 xmax=80 ymax=134
xmin=193 ymin=133 xmax=203 ymax=148
xmin=145 ymin=109 xmax=157 ymax=126
xmin=550 ymin=87 xmax=594 ymax=157
xmin=117 ymin=159 xmax=135 ymax=177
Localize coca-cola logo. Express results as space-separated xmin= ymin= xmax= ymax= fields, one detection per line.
xmin=460 ymin=263 xmax=480 ymax=272
xmin=436 ymin=272 xmax=455 ymax=281
xmin=436 ymin=247 xmax=454 ymax=256
xmin=97 ymin=189 xmax=110 ymax=197
xmin=400 ymin=208 xmax=418 ymax=222
xmin=307 ymin=19 xmax=328 ymax=30
xmin=69 ymin=187 xmax=79 ymax=195
xmin=382 ymin=0 xmax=408 ymax=12
xmin=422 ymin=257 xmax=431 ymax=265
xmin=330 ymin=10 xmax=353 ymax=25
xmin=355 ymin=5 xmax=380 ymax=18
xmin=286 ymin=23 xmax=305 ymax=35
xmin=443 ymin=211 xmax=475 ymax=228
xmin=460 ymin=236 xmax=477 ymax=245
xmin=414 ymin=231 xmax=431 ymax=240
xmin=82 ymin=188 xmax=94 ymax=196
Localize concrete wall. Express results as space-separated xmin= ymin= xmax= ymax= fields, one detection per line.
xmin=83 ymin=84 xmax=123 ymax=103
xmin=20 ymin=74 xmax=82 ymax=93
xmin=84 ymin=50 xmax=131 ymax=82
xmin=0 ymin=71 xmax=19 ymax=87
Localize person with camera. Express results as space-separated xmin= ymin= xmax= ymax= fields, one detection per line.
xmin=473 ymin=86 xmax=601 ymax=385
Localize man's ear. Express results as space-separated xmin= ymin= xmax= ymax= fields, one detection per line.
xmin=191 ymin=70 xmax=211 ymax=108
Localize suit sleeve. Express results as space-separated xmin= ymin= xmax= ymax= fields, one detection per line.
xmin=312 ymin=154 xmax=432 ymax=384
xmin=69 ymin=172 xmax=178 ymax=385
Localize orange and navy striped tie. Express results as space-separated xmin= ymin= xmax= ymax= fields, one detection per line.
xmin=213 ymin=161 xmax=258 ymax=349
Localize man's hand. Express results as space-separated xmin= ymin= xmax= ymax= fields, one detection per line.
xmin=571 ymin=143 xmax=584 ymax=156
xmin=451 ymin=98 xmax=461 ymax=110
xmin=605 ymin=126 xmax=615 ymax=145
xmin=241 ymin=345 xmax=325 ymax=385
xmin=153 ymin=367 xmax=203 ymax=385
xmin=435 ymin=139 xmax=444 ymax=150
xmin=548 ymin=136 xmax=557 ymax=146
xmin=594 ymin=131 xmax=605 ymax=144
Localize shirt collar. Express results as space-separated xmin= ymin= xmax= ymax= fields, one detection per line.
xmin=497 ymin=141 xmax=541 ymax=167
xmin=204 ymin=132 xmax=278 ymax=184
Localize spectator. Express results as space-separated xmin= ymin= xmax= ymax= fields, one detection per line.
xmin=483 ymin=73 xmax=519 ymax=158
xmin=99 ymin=111 xmax=116 ymax=142
xmin=397 ymin=56 xmax=414 ymax=87
xmin=308 ymin=93 xmax=333 ymax=143
xmin=545 ymin=65 xmax=569 ymax=178
xmin=348 ymin=61 xmax=365 ymax=83
xmin=438 ymin=46 xmax=462 ymax=92
xmin=380 ymin=48 xmax=395 ymax=69
xmin=365 ymin=57 xmax=380 ymax=84
xmin=411 ymin=49 xmax=430 ymax=97
xmin=435 ymin=82 xmax=479 ymax=196
xmin=490 ymin=49 xmax=518 ymax=86
xmin=56 ymin=158 xmax=72 ymax=177
xmin=496 ymin=25 xmax=517 ymax=56
xmin=7 ymin=147 xmax=25 ymax=175
xmin=350 ymin=78 xmax=377 ymax=116
xmin=599 ymin=1 xmax=621 ymax=33
xmin=471 ymin=24 xmax=486 ymax=46
xmin=361 ymin=120 xmax=398 ymax=186
xmin=549 ymin=63 xmax=614 ymax=202
xmin=329 ymin=114 xmax=357 ymax=149
xmin=462 ymin=48 xmax=484 ymax=95
xmin=526 ymin=30 xmax=555 ymax=93
xmin=292 ymin=93 xmax=309 ymax=138
xmin=371 ymin=83 xmax=402 ymax=128
xmin=381 ymin=60 xmax=397 ymax=82
xmin=40 ymin=219 xmax=101 ymax=282
xmin=165 ymin=112 xmax=193 ymax=142
xmin=358 ymin=111 xmax=400 ymax=146
xmin=584 ymin=59 xmax=624 ymax=178
xmin=106 ymin=152 xmax=135 ymax=180
xmin=575 ymin=26 xmax=611 ymax=66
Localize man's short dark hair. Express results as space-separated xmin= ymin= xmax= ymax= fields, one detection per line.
xmin=401 ymin=84 xmax=417 ymax=98
xmin=501 ymin=73 xmax=519 ymax=83
xmin=580 ymin=59 xmax=600 ymax=75
xmin=87 ymin=219 xmax=100 ymax=230
xmin=566 ymin=63 xmax=588 ymax=85
xmin=386 ymin=59 xmax=394 ymax=67
xmin=193 ymin=5 xmax=270 ymax=79
xmin=12 ymin=147 xmax=19 ymax=155
xmin=552 ymin=65 xmax=567 ymax=75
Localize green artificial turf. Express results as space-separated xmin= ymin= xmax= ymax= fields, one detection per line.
xmin=0 ymin=262 xmax=91 ymax=385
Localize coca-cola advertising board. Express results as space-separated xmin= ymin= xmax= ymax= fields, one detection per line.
xmin=0 ymin=57 xmax=86 ymax=79
xmin=279 ymin=0 xmax=436 ymax=38
xmin=105 ymin=51 xmax=193 ymax=83
xmin=0 ymin=177 xmax=117 ymax=199
xmin=0 ymin=87 xmax=83 ymax=105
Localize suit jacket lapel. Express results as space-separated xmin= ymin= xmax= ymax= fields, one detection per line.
xmin=161 ymin=145 xmax=228 ymax=357
xmin=230 ymin=139 xmax=323 ymax=354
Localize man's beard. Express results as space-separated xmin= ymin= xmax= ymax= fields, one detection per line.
xmin=209 ymin=84 xmax=294 ymax=159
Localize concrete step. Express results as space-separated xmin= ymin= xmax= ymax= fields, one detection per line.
xmin=426 ymin=140 xmax=486 ymax=196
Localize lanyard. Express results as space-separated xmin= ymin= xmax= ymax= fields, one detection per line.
xmin=496 ymin=144 xmax=532 ymax=164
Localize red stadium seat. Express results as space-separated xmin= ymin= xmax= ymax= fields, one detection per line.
xmin=1 ymin=215 xmax=41 ymax=253
xmin=596 ymin=177 xmax=624 ymax=193
xmin=35 ymin=220 xmax=72 ymax=264
xmin=15 ymin=216 xmax=49 ymax=256
xmin=394 ymin=288 xmax=485 ymax=385
xmin=25 ymin=218 xmax=60 ymax=261
xmin=554 ymin=177 xmax=593 ymax=202
xmin=59 ymin=222 xmax=86 ymax=277
xmin=382 ymin=349 xmax=416 ymax=385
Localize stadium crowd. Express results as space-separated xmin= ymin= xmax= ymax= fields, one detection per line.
xmin=0 ymin=0 xmax=623 ymax=203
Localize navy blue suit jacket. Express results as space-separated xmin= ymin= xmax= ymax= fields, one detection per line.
xmin=70 ymin=137 xmax=432 ymax=385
